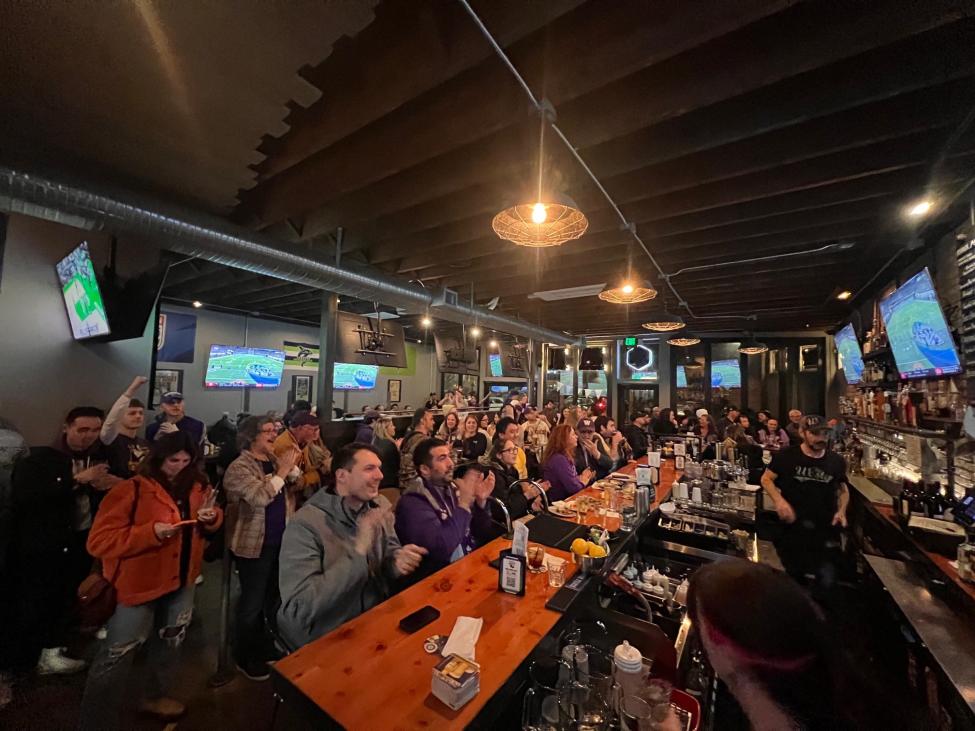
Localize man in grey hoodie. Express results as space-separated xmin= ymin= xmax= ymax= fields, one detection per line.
xmin=277 ymin=443 xmax=426 ymax=650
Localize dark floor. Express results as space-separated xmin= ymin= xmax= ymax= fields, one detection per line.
xmin=0 ymin=561 xmax=278 ymax=731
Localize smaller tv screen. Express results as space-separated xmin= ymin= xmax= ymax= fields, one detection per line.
xmin=879 ymin=268 xmax=963 ymax=379
xmin=676 ymin=365 xmax=687 ymax=388
xmin=333 ymin=362 xmax=378 ymax=391
xmin=711 ymin=359 xmax=741 ymax=389
xmin=204 ymin=345 xmax=285 ymax=388
xmin=834 ymin=323 xmax=866 ymax=384
xmin=489 ymin=353 xmax=503 ymax=377
xmin=56 ymin=242 xmax=111 ymax=340
xmin=490 ymin=385 xmax=508 ymax=393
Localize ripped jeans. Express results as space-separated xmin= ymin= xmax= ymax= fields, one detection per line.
xmin=77 ymin=584 xmax=195 ymax=731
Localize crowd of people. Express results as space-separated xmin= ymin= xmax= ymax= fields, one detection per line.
xmin=0 ymin=375 xmax=853 ymax=727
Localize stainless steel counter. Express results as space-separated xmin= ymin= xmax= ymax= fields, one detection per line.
xmin=865 ymin=555 xmax=975 ymax=715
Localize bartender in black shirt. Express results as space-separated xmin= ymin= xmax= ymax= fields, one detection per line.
xmin=761 ymin=415 xmax=849 ymax=588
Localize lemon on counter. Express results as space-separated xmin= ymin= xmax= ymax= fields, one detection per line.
xmin=570 ymin=538 xmax=589 ymax=556
xmin=587 ymin=543 xmax=607 ymax=558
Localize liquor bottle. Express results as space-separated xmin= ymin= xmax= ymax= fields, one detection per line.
xmin=684 ymin=649 xmax=708 ymax=700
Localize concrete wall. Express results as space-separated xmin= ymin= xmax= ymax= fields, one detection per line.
xmin=0 ymin=214 xmax=159 ymax=445
xmin=156 ymin=305 xmax=438 ymax=426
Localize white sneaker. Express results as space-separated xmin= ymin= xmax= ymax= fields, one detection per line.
xmin=194 ymin=574 xmax=204 ymax=586
xmin=36 ymin=647 xmax=86 ymax=675
xmin=95 ymin=626 xmax=108 ymax=640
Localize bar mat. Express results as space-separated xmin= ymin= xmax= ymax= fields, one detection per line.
xmin=526 ymin=513 xmax=589 ymax=551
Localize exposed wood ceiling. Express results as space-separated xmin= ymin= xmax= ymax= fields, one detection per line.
xmin=4 ymin=0 xmax=975 ymax=338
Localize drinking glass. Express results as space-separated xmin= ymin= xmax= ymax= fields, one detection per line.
xmin=522 ymin=657 xmax=571 ymax=731
xmin=619 ymin=695 xmax=653 ymax=731
xmin=557 ymin=682 xmax=611 ymax=730
xmin=620 ymin=507 xmax=637 ymax=533
xmin=548 ymin=561 xmax=566 ymax=588
xmin=528 ymin=544 xmax=547 ymax=573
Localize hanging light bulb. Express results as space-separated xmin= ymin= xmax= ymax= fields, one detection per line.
xmin=668 ymin=336 xmax=701 ymax=347
xmin=642 ymin=311 xmax=686 ymax=332
xmin=738 ymin=336 xmax=769 ymax=355
xmin=421 ymin=316 xmax=432 ymax=327
xmin=598 ymin=277 xmax=657 ymax=304
xmin=470 ymin=326 xmax=482 ymax=338
xmin=492 ymin=110 xmax=587 ymax=247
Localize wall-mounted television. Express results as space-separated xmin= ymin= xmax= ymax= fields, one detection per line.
xmin=333 ymin=362 xmax=378 ymax=391
xmin=204 ymin=345 xmax=285 ymax=388
xmin=710 ymin=359 xmax=741 ymax=389
xmin=55 ymin=241 xmax=111 ymax=340
xmin=834 ymin=323 xmax=866 ymax=384
xmin=879 ymin=267 xmax=963 ymax=380
xmin=489 ymin=352 xmax=503 ymax=377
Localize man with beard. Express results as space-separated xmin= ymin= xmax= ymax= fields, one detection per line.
xmin=761 ymin=415 xmax=849 ymax=592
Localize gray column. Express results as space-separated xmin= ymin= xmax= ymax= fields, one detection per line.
xmin=316 ymin=292 xmax=337 ymax=422
xmin=525 ymin=340 xmax=535 ymax=406
xmin=539 ymin=343 xmax=549 ymax=409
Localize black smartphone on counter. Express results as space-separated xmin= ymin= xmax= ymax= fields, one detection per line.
xmin=398 ymin=605 xmax=440 ymax=634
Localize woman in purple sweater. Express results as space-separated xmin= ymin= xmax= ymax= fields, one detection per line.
xmin=542 ymin=424 xmax=594 ymax=502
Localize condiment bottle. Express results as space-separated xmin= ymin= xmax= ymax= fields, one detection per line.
xmin=613 ymin=641 xmax=647 ymax=700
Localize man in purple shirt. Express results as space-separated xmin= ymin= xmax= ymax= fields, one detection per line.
xmin=758 ymin=418 xmax=790 ymax=452
xmin=394 ymin=438 xmax=493 ymax=582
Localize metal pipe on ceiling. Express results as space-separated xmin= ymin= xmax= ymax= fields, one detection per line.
xmin=0 ymin=165 xmax=579 ymax=345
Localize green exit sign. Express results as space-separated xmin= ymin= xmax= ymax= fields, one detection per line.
xmin=624 ymin=337 xmax=637 ymax=346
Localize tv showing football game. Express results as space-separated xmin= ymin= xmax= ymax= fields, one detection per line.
xmin=489 ymin=352 xmax=503 ymax=377
xmin=834 ymin=323 xmax=866 ymax=384
xmin=204 ymin=345 xmax=285 ymax=388
xmin=879 ymin=268 xmax=962 ymax=379
xmin=710 ymin=359 xmax=741 ymax=389
xmin=55 ymin=242 xmax=111 ymax=340
xmin=333 ymin=362 xmax=378 ymax=391
xmin=676 ymin=365 xmax=687 ymax=388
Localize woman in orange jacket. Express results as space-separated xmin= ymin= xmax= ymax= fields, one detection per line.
xmin=78 ymin=432 xmax=222 ymax=730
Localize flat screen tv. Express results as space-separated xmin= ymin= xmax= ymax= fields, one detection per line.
xmin=489 ymin=352 xmax=503 ymax=377
xmin=333 ymin=362 xmax=378 ymax=391
xmin=711 ymin=359 xmax=741 ymax=389
xmin=55 ymin=241 xmax=111 ymax=340
xmin=676 ymin=365 xmax=687 ymax=388
xmin=834 ymin=323 xmax=866 ymax=384
xmin=204 ymin=345 xmax=285 ymax=388
xmin=879 ymin=268 xmax=963 ymax=379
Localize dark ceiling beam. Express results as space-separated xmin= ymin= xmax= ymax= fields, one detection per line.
xmin=246 ymin=0 xmax=588 ymax=184
xmin=286 ymin=10 xmax=975 ymax=247
xmin=369 ymin=51 xmax=975 ymax=264
xmin=437 ymin=195 xmax=897 ymax=290
xmin=392 ymin=123 xmax=974 ymax=272
xmin=236 ymin=0 xmax=804 ymax=227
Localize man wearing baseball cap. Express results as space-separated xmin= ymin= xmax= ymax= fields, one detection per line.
xmin=760 ymin=414 xmax=849 ymax=592
xmin=146 ymin=391 xmax=206 ymax=446
xmin=621 ymin=410 xmax=651 ymax=460
xmin=574 ymin=418 xmax=613 ymax=481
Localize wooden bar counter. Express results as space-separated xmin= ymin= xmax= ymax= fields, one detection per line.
xmin=272 ymin=533 xmax=576 ymax=730
xmin=272 ymin=460 xmax=676 ymax=729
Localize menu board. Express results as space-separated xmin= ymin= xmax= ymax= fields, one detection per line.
xmin=879 ymin=268 xmax=962 ymax=379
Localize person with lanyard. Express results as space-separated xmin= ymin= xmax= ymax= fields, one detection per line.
xmin=394 ymin=438 xmax=494 ymax=582
xmin=222 ymin=416 xmax=302 ymax=681
xmin=760 ymin=415 xmax=849 ymax=594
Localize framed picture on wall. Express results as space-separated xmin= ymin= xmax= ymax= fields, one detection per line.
xmin=387 ymin=378 xmax=401 ymax=404
xmin=292 ymin=374 xmax=313 ymax=404
xmin=153 ymin=369 xmax=183 ymax=405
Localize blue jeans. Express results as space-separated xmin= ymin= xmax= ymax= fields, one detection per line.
xmin=77 ymin=584 xmax=195 ymax=731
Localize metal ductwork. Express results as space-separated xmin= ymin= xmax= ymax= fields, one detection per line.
xmin=0 ymin=165 xmax=579 ymax=345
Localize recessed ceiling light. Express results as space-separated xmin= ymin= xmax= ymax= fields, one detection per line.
xmin=836 ymin=290 xmax=852 ymax=300
xmin=908 ymin=200 xmax=932 ymax=218
xmin=489 ymin=339 xmax=498 ymax=348
xmin=192 ymin=300 xmax=203 ymax=308
xmin=421 ymin=316 xmax=432 ymax=327
xmin=470 ymin=326 xmax=481 ymax=338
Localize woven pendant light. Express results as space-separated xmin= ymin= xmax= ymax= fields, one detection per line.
xmin=738 ymin=337 xmax=769 ymax=355
xmin=492 ymin=106 xmax=588 ymax=248
xmin=599 ymin=277 xmax=657 ymax=305
xmin=668 ymin=336 xmax=701 ymax=346
xmin=642 ymin=311 xmax=685 ymax=332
